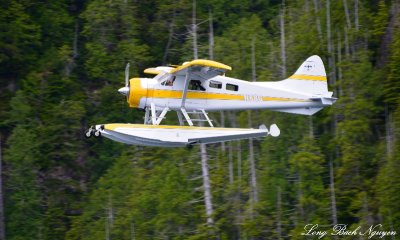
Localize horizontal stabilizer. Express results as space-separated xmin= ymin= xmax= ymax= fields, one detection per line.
xmin=310 ymin=96 xmax=337 ymax=105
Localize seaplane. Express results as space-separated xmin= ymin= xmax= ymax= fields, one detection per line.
xmin=86 ymin=55 xmax=336 ymax=147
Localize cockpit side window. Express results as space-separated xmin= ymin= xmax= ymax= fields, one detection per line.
xmin=189 ymin=80 xmax=206 ymax=91
xmin=161 ymin=76 xmax=176 ymax=86
xmin=226 ymin=83 xmax=239 ymax=91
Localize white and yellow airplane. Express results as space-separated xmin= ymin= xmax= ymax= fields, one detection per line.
xmin=86 ymin=55 xmax=336 ymax=147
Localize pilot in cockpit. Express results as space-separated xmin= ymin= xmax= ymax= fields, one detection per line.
xmin=163 ymin=76 xmax=176 ymax=86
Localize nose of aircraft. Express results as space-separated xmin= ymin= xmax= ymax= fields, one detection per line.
xmin=118 ymin=86 xmax=130 ymax=96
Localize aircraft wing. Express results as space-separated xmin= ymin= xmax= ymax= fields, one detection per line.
xmin=170 ymin=59 xmax=232 ymax=79
xmin=144 ymin=66 xmax=175 ymax=75
xmin=143 ymin=59 xmax=231 ymax=79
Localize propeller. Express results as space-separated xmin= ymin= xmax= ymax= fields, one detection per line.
xmin=118 ymin=63 xmax=130 ymax=96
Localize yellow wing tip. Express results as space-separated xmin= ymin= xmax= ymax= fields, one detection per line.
xmin=171 ymin=59 xmax=232 ymax=73
xmin=144 ymin=68 xmax=162 ymax=75
xmin=190 ymin=59 xmax=232 ymax=71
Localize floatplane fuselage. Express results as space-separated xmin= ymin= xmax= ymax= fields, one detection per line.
xmin=87 ymin=56 xmax=336 ymax=147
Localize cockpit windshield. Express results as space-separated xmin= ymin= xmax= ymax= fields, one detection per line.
xmin=154 ymin=72 xmax=170 ymax=82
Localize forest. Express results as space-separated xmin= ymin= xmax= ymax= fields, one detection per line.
xmin=0 ymin=0 xmax=400 ymax=239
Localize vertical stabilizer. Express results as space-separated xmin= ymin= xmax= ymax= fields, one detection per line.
xmin=279 ymin=55 xmax=328 ymax=95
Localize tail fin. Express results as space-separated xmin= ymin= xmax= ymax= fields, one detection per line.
xmin=280 ymin=55 xmax=328 ymax=95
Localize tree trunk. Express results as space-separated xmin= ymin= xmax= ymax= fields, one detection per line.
xmin=200 ymin=143 xmax=214 ymax=225
xmin=208 ymin=9 xmax=226 ymax=153
xmin=297 ymin=175 xmax=305 ymax=220
xmin=249 ymin=37 xmax=258 ymax=214
xmin=228 ymin=142 xmax=234 ymax=184
xmin=248 ymin=133 xmax=258 ymax=208
xmin=354 ymin=0 xmax=359 ymax=32
xmin=105 ymin=194 xmax=114 ymax=240
xmin=0 ymin=136 xmax=5 ymax=240
xmin=191 ymin=2 xmax=214 ymax=227
xmin=163 ymin=11 xmax=175 ymax=65
xmin=208 ymin=8 xmax=214 ymax=60
xmin=329 ymin=159 xmax=338 ymax=226
xmin=385 ymin=105 xmax=394 ymax=158
xmin=130 ymin=221 xmax=135 ymax=240
xmin=276 ymin=186 xmax=282 ymax=239
xmin=280 ymin=2 xmax=287 ymax=78
xmin=73 ymin=21 xmax=79 ymax=58
xmin=192 ymin=0 xmax=198 ymax=59
xmin=344 ymin=26 xmax=350 ymax=57
xmin=337 ymin=32 xmax=343 ymax=97
xmin=326 ymin=0 xmax=336 ymax=89
xmin=65 ymin=21 xmax=79 ymax=76
xmin=220 ymin=111 xmax=226 ymax=152
xmin=312 ymin=0 xmax=323 ymax=40
xmin=343 ymin=0 xmax=351 ymax=29
xmin=251 ymin=36 xmax=256 ymax=82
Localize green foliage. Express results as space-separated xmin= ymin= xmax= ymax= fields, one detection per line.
xmin=384 ymin=30 xmax=400 ymax=106
xmin=372 ymin=0 xmax=389 ymax=41
xmin=0 ymin=0 xmax=399 ymax=239
xmin=5 ymin=126 xmax=42 ymax=240
xmin=215 ymin=15 xmax=270 ymax=80
xmin=0 ymin=1 xmax=40 ymax=74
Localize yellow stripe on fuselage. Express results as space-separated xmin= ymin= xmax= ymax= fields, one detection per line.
xmin=150 ymin=89 xmax=244 ymax=100
xmin=150 ymin=89 xmax=309 ymax=102
xmin=262 ymin=96 xmax=308 ymax=102
xmin=288 ymin=74 xmax=327 ymax=81
xmin=128 ymin=78 xmax=311 ymax=108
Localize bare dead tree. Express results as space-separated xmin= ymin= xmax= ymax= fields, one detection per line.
xmin=248 ymin=36 xmax=258 ymax=217
xmin=354 ymin=0 xmax=359 ymax=31
xmin=208 ymin=8 xmax=214 ymax=60
xmin=385 ymin=105 xmax=394 ymax=158
xmin=280 ymin=1 xmax=287 ymax=78
xmin=329 ymin=159 xmax=338 ymax=226
xmin=312 ymin=0 xmax=323 ymax=40
xmin=276 ymin=186 xmax=282 ymax=239
xmin=343 ymin=0 xmax=352 ymax=29
xmin=163 ymin=10 xmax=176 ymax=65
xmin=0 ymin=135 xmax=5 ymax=240
xmin=192 ymin=0 xmax=198 ymax=59
xmin=200 ymin=143 xmax=214 ymax=226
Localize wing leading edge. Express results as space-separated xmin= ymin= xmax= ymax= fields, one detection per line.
xmin=144 ymin=59 xmax=232 ymax=79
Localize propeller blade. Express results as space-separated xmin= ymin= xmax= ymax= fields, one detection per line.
xmin=125 ymin=62 xmax=130 ymax=87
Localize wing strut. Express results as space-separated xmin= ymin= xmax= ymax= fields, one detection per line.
xmin=180 ymin=68 xmax=191 ymax=108
xmin=180 ymin=108 xmax=194 ymax=126
xmin=144 ymin=107 xmax=150 ymax=124
xmin=149 ymin=103 xmax=169 ymax=125
xmin=201 ymin=109 xmax=214 ymax=127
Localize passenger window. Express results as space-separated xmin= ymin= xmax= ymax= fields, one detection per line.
xmin=189 ymin=80 xmax=206 ymax=91
xmin=226 ymin=83 xmax=239 ymax=91
xmin=209 ymin=80 xmax=222 ymax=89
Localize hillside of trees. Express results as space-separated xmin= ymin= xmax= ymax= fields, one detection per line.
xmin=1 ymin=0 xmax=400 ymax=239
